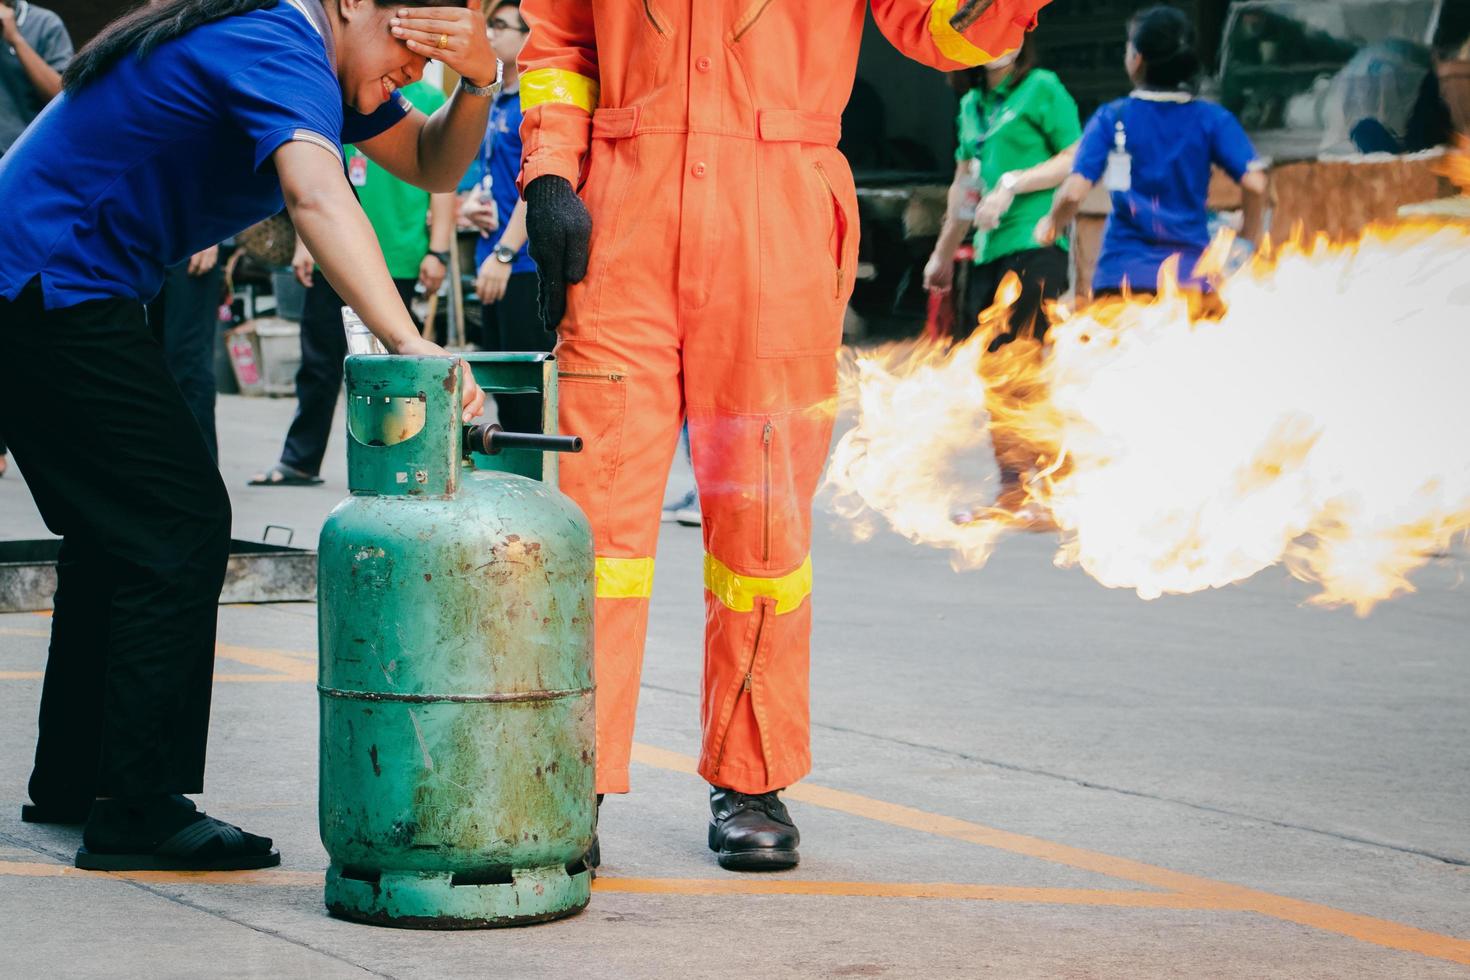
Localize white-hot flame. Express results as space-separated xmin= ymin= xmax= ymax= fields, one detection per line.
xmin=824 ymin=222 xmax=1470 ymax=614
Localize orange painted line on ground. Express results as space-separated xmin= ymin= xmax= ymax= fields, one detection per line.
xmin=0 ymin=860 xmax=320 ymax=886
xmin=0 ymin=859 xmax=1209 ymax=907
xmin=590 ymin=877 xmax=1214 ymax=908
xmin=631 ymin=743 xmax=1470 ymax=966
xmin=215 ymin=644 xmax=316 ymax=682
xmin=0 ymin=641 xmax=313 ymax=685
xmin=0 ymin=672 xmax=300 ymax=684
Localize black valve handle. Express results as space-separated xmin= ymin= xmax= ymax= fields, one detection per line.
xmin=464 ymin=423 xmax=584 ymax=457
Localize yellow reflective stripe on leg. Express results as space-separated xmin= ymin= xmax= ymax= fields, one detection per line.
xmin=703 ymin=554 xmax=812 ymax=615
xmin=520 ymin=69 xmax=601 ymax=114
xmin=928 ymin=0 xmax=1005 ymax=66
xmin=595 ymin=556 xmax=654 ymax=600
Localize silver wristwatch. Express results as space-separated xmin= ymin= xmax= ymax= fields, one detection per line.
xmin=458 ymin=62 xmax=504 ymax=98
xmin=492 ymin=244 xmax=517 ymax=264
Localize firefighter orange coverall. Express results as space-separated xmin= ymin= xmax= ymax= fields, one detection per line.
xmin=519 ymin=0 xmax=1049 ymax=795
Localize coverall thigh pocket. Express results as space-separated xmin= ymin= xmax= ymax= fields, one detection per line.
xmin=556 ymin=363 xmax=628 ymax=530
xmin=755 ymin=148 xmax=854 ymax=359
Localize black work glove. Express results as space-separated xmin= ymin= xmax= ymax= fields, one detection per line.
xmin=524 ymin=175 xmax=592 ymax=333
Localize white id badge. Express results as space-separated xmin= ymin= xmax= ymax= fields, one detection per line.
xmin=1104 ymin=119 xmax=1131 ymax=192
xmin=1104 ymin=148 xmax=1132 ymax=192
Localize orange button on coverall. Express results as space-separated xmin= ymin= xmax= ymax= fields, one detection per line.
xmin=519 ymin=0 xmax=1049 ymax=795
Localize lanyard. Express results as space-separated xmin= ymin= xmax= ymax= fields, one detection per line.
xmin=283 ymin=0 xmax=335 ymax=71
xmin=480 ymin=89 xmax=516 ymax=182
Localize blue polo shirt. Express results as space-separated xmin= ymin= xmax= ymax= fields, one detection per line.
xmin=473 ymin=86 xmax=534 ymax=276
xmin=0 ymin=0 xmax=409 ymax=309
xmin=1074 ymin=94 xmax=1259 ymax=292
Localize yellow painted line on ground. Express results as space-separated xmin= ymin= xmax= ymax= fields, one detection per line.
xmin=630 ymin=744 xmax=1470 ymax=966
xmin=0 ymin=627 xmax=50 ymax=638
xmin=0 ymin=859 xmax=1208 ymax=907
xmin=0 ymin=671 xmax=42 ymax=680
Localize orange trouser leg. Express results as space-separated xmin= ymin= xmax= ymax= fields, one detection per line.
xmin=557 ymin=328 xmax=681 ymax=795
xmin=688 ymin=396 xmax=835 ymax=794
xmin=679 ymin=137 xmax=851 ymax=794
xmin=554 ymin=132 xmax=684 ymax=795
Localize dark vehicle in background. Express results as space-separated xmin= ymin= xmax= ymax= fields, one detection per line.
xmin=1215 ymin=0 xmax=1447 ymax=159
xmin=847 ymin=0 xmax=1468 ymax=339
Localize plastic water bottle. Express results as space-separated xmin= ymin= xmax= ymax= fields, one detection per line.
xmin=342 ymin=307 xmax=388 ymax=355
xmin=956 ymin=159 xmax=982 ymax=222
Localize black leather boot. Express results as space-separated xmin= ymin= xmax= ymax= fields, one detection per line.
xmin=708 ymin=786 xmax=799 ymax=871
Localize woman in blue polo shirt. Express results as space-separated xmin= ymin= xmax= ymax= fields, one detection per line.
xmin=1040 ymin=5 xmax=1269 ymax=298
xmin=0 ymin=0 xmax=496 ymax=873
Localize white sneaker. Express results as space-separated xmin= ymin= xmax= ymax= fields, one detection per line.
xmin=662 ymin=489 xmax=697 ymax=523
xmin=674 ymin=500 xmax=702 ymax=527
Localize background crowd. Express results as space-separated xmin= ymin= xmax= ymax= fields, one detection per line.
xmin=2 ymin=0 xmax=1465 ymax=493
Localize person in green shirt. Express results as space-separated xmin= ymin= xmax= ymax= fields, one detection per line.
xmin=252 ymin=79 xmax=456 ymax=487
xmin=339 ymin=78 xmax=455 ymax=290
xmin=924 ymin=39 xmax=1080 ymax=519
xmin=924 ymin=37 xmax=1081 ymax=350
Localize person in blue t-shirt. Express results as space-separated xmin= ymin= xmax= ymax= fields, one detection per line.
xmin=459 ymin=0 xmax=544 ymax=433
xmin=0 ymin=0 xmax=499 ymax=874
xmin=1039 ymin=5 xmax=1269 ymax=298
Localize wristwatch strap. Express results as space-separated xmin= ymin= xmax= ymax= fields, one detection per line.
xmin=458 ymin=63 xmax=503 ymax=98
xmin=428 ymin=250 xmax=451 ymax=266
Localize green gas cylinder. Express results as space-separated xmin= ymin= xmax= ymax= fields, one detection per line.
xmin=318 ymin=353 xmax=594 ymax=928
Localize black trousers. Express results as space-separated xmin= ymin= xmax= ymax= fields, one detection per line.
xmin=279 ymin=276 xmax=418 ymax=475
xmin=959 ymin=245 xmax=1070 ymax=350
xmin=147 ymin=260 xmax=225 ymax=461
xmin=480 ymin=270 xmax=550 ymax=434
xmin=0 ymin=282 xmax=231 ymax=804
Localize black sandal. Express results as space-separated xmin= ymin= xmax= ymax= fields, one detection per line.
xmin=75 ymin=814 xmax=281 ymax=872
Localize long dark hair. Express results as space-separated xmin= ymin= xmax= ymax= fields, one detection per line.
xmin=64 ymin=0 xmax=279 ymax=90
xmin=1129 ymin=5 xmax=1202 ymax=92
xmin=64 ymin=0 xmax=463 ymax=92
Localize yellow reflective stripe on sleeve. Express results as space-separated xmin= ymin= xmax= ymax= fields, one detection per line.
xmin=703 ymin=554 xmax=813 ymax=616
xmin=595 ymin=556 xmax=655 ymax=600
xmin=928 ymin=0 xmax=1006 ymax=66
xmin=520 ymin=68 xmax=600 ymax=114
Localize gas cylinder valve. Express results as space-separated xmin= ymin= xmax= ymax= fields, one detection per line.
xmin=463 ymin=423 xmax=583 ymax=457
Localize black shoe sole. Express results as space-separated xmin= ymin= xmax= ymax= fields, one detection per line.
xmin=715 ymin=848 xmax=799 ymax=872
xmin=74 ymin=846 xmax=282 ymax=872
xmin=21 ymin=804 xmax=91 ymax=825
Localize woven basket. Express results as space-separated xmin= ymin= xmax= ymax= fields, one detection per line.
xmin=235 ymin=211 xmax=296 ymax=268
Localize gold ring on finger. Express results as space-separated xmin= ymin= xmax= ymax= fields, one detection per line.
xmin=437 ymin=33 xmax=448 ymax=49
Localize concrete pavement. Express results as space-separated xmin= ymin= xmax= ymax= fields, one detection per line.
xmin=1 ymin=393 xmax=1467 ymax=978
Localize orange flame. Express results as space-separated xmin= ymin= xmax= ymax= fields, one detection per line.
xmin=825 ymin=220 xmax=1470 ymax=614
